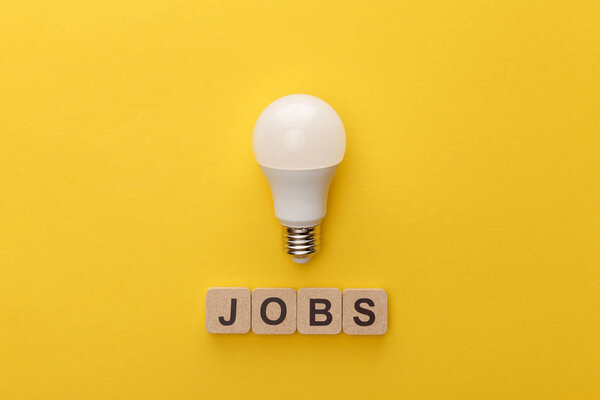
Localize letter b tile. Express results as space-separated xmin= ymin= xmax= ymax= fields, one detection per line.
xmin=342 ymin=289 xmax=388 ymax=335
xmin=206 ymin=287 xmax=251 ymax=334
xmin=252 ymin=288 xmax=297 ymax=334
xmin=297 ymin=288 xmax=341 ymax=334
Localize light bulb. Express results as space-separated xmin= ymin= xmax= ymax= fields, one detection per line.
xmin=253 ymin=94 xmax=346 ymax=263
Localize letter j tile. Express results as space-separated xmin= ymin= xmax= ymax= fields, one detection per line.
xmin=206 ymin=287 xmax=251 ymax=334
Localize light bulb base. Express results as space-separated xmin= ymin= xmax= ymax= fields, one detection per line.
xmin=282 ymin=225 xmax=321 ymax=263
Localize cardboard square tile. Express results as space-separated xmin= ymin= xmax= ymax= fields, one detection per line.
xmin=297 ymin=288 xmax=342 ymax=335
xmin=206 ymin=287 xmax=251 ymax=334
xmin=252 ymin=288 xmax=296 ymax=334
xmin=343 ymin=289 xmax=388 ymax=335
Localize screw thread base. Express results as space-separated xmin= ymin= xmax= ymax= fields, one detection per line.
xmin=282 ymin=225 xmax=321 ymax=263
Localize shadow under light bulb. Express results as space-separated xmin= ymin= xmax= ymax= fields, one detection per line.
xmin=253 ymin=94 xmax=346 ymax=263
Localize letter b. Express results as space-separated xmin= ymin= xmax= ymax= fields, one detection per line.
xmin=298 ymin=288 xmax=341 ymax=335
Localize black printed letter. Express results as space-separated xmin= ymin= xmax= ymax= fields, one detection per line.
xmin=353 ymin=298 xmax=375 ymax=326
xmin=218 ymin=298 xmax=237 ymax=326
xmin=309 ymin=299 xmax=332 ymax=326
xmin=260 ymin=297 xmax=287 ymax=325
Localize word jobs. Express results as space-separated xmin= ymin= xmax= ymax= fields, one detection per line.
xmin=206 ymin=287 xmax=387 ymax=335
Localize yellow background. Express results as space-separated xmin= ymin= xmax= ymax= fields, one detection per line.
xmin=1 ymin=1 xmax=599 ymax=399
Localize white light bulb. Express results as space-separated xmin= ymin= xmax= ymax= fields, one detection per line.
xmin=253 ymin=94 xmax=346 ymax=263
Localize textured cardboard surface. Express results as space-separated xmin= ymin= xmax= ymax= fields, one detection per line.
xmin=297 ymin=288 xmax=342 ymax=334
xmin=206 ymin=287 xmax=251 ymax=334
xmin=252 ymin=288 xmax=297 ymax=334
xmin=342 ymin=289 xmax=388 ymax=335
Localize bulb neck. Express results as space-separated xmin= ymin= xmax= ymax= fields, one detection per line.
xmin=282 ymin=225 xmax=321 ymax=263
xmin=259 ymin=165 xmax=338 ymax=227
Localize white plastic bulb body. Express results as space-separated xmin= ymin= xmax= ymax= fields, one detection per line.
xmin=253 ymin=94 xmax=346 ymax=263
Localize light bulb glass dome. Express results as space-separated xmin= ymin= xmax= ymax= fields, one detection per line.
xmin=253 ymin=94 xmax=346 ymax=170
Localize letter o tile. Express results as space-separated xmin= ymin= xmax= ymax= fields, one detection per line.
xmin=252 ymin=288 xmax=297 ymax=334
